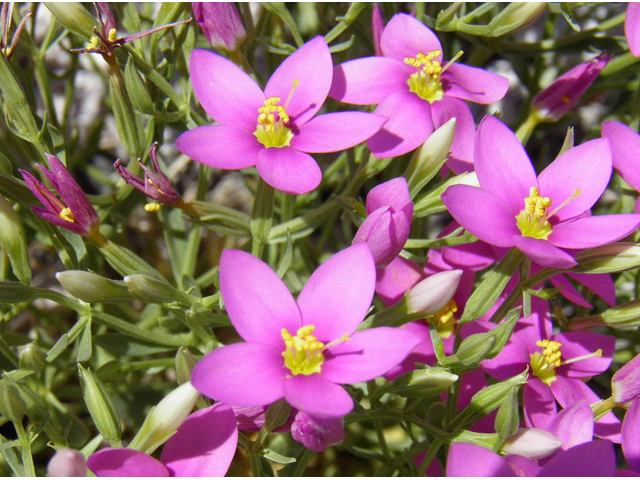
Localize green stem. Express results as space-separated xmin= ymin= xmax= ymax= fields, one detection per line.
xmin=592 ymin=396 xmax=618 ymax=421
xmin=293 ymin=449 xmax=315 ymax=477
xmin=515 ymin=113 xmax=542 ymax=146
xmin=14 ymin=422 xmax=35 ymax=477
xmin=418 ymin=439 xmax=443 ymax=476
xmin=250 ymin=178 xmax=276 ymax=259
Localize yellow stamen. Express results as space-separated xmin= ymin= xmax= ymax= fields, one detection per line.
xmin=516 ymin=187 xmax=580 ymax=240
xmin=108 ymin=28 xmax=118 ymax=43
xmin=430 ymin=299 xmax=458 ymax=338
xmin=59 ymin=207 xmax=75 ymax=223
xmin=405 ymin=50 xmax=444 ymax=103
xmin=530 ymin=339 xmax=562 ymax=385
xmin=253 ymin=82 xmax=299 ymax=149
xmin=85 ymin=36 xmax=100 ymax=51
xmin=281 ymin=325 xmax=349 ymax=376
xmin=144 ymin=202 xmax=161 ymax=212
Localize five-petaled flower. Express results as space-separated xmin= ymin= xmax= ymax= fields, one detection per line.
xmin=20 ymin=154 xmax=101 ymax=238
xmin=329 ymin=13 xmax=509 ymax=161
xmin=191 ymin=244 xmax=421 ymax=418
xmin=176 ymin=36 xmax=387 ymax=195
xmin=442 ymin=116 xmax=640 ymax=269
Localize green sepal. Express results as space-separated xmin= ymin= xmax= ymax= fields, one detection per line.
xmin=78 ymin=364 xmax=122 ymax=447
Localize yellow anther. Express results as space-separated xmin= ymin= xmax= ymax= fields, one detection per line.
xmin=254 ymin=95 xmax=294 ymax=148
xmin=530 ymin=339 xmax=563 ymax=385
xmin=431 ymin=299 xmax=458 ymax=338
xmin=59 ymin=207 xmax=75 ymax=223
xmin=281 ymin=325 xmax=326 ymax=376
xmin=405 ymin=50 xmax=446 ymax=103
xmin=85 ymin=36 xmax=100 ymax=51
xmin=144 ymin=202 xmax=161 ymax=212
xmin=107 ymin=28 xmax=118 ymax=43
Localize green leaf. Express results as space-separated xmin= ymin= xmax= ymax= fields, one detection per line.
xmin=263 ymin=3 xmax=304 ymax=47
xmin=94 ymin=334 xmax=176 ymax=357
xmin=125 ymin=58 xmax=154 ymax=115
xmin=0 ymin=197 xmax=31 ymax=284
xmin=263 ymin=448 xmax=296 ymax=465
xmin=76 ymin=318 xmax=93 ymax=363
xmin=494 ymin=389 xmax=519 ymax=439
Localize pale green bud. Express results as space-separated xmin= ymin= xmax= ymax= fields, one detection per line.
xmin=488 ymin=3 xmax=548 ymax=37
xmin=18 ymin=342 xmax=46 ymax=372
xmin=175 ymin=347 xmax=197 ymax=385
xmin=56 ymin=271 xmax=133 ymax=303
xmin=392 ymin=367 xmax=458 ymax=398
xmin=78 ymin=364 xmax=122 ymax=447
xmin=573 ymin=243 xmax=640 ymax=274
xmin=124 ymin=274 xmax=195 ymax=306
xmin=502 ymin=428 xmax=562 ymax=460
xmin=0 ymin=384 xmax=27 ymax=423
xmin=0 ymin=196 xmax=31 ymax=284
xmin=405 ymin=118 xmax=456 ymax=198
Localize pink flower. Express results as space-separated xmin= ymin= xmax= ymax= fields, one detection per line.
xmin=442 ymin=116 xmax=640 ymax=269
xmin=353 ymin=177 xmax=413 ymax=268
xmin=20 ymin=155 xmax=100 ymax=237
xmin=291 ymin=411 xmax=344 ymax=452
xmin=330 ymin=13 xmax=508 ymax=159
xmin=602 ymin=120 xmax=640 ymax=213
xmin=191 ymin=244 xmax=421 ymax=419
xmin=177 ymin=37 xmax=387 ymax=195
xmin=531 ymin=54 xmax=611 ymax=122
xmin=626 ymin=3 xmax=640 ymax=57
xmin=87 ymin=404 xmax=238 ymax=477
xmin=192 ymin=2 xmax=246 ymax=51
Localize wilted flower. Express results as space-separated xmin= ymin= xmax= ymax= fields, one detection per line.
xmin=353 ymin=177 xmax=413 ymax=268
xmin=531 ymin=54 xmax=611 ymax=123
xmin=192 ymin=2 xmax=246 ymax=51
xmin=177 ymin=37 xmax=386 ymax=195
xmin=291 ymin=411 xmax=345 ymax=452
xmin=20 ymin=155 xmax=101 ymax=238
xmin=442 ymin=116 xmax=640 ymax=269
xmin=191 ymin=245 xmax=420 ymax=418
xmin=1 ymin=3 xmax=30 ymax=60
xmin=114 ymin=143 xmax=182 ymax=208
xmin=88 ymin=403 xmax=238 ymax=477
xmin=330 ymin=13 xmax=508 ymax=159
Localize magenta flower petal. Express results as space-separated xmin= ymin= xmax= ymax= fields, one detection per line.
xmin=613 ymin=353 xmax=640 ymax=404
xmin=366 ymin=177 xmax=411 ymax=214
xmin=550 ymin=214 xmax=640 ymax=249
xmin=353 ymin=207 xmax=398 ymax=267
xmin=30 ymin=207 xmax=89 ymax=236
xmin=551 ymin=376 xmax=622 ymax=443
xmin=442 ymin=185 xmax=520 ymax=247
xmin=474 ymin=116 xmax=537 ymax=210
xmin=441 ymin=63 xmax=509 ymax=105
xmin=622 ymin=400 xmax=640 ymax=472
xmin=220 ymin=249 xmax=300 ymax=347
xmin=161 ymin=404 xmax=238 ymax=477
xmin=537 ymin=138 xmax=612 ymax=222
xmin=627 ymin=3 xmax=640 ymax=57
xmin=367 ymin=90 xmax=433 ymax=158
xmin=380 ymin=14 xmax=442 ymax=63
xmin=297 ymin=244 xmax=375 ymax=340
xmin=546 ymin=400 xmax=594 ymax=451
xmin=88 ymin=448 xmax=169 ymax=477
xmin=176 ymin=125 xmax=261 ymax=170
xmin=321 ymin=327 xmax=421 ymax=384
xmin=283 ymin=374 xmax=353 ymax=419
xmin=555 ymin=331 xmax=614 ymax=378
xmin=430 ymin=97 xmax=476 ymax=174
xmin=256 ymin=147 xmax=322 ymax=195
xmin=537 ymin=441 xmax=616 ymax=477
xmin=523 ymin=378 xmax=557 ymax=430
xmin=512 ymin=236 xmax=577 ymax=269
xmin=602 ymin=120 xmax=640 ymax=191
xmin=265 ymin=36 xmax=332 ymax=126
xmin=189 ymin=49 xmax=265 ymax=130
xmin=568 ymin=272 xmax=616 ymax=307
xmin=329 ymin=57 xmax=410 ymax=105
xmin=291 ymin=112 xmax=387 ymax=154
xmin=505 ymin=455 xmax=541 ymax=477
xmin=375 ymin=256 xmax=425 ymax=306
xmin=446 ymin=443 xmax=515 ymax=477
xmin=480 ymin=332 xmax=530 ymax=381
xmin=549 ymin=274 xmax=593 ymax=309
xmin=191 ymin=342 xmax=286 ymax=407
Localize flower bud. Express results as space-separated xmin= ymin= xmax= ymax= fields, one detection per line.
xmin=502 ymin=428 xmax=562 ymax=460
xmin=532 ymin=54 xmax=611 ymax=122
xmin=47 ymin=448 xmax=87 ymax=477
xmin=291 ymin=411 xmax=345 ymax=452
xmin=175 ymin=347 xmax=197 ymax=385
xmin=78 ymin=364 xmax=122 ymax=447
xmin=487 ymin=3 xmax=547 ymax=37
xmin=407 ymin=269 xmax=462 ymax=316
xmin=192 ymin=3 xmax=247 ymax=51
xmin=0 ymin=196 xmax=31 ymax=284
xmin=124 ymin=274 xmax=195 ymax=306
xmin=56 ymin=270 xmax=133 ymax=303
xmin=612 ymin=352 xmax=640 ymax=404
xmin=391 ymin=367 xmax=458 ymax=398
xmin=44 ymin=3 xmax=97 ymax=39
xmin=231 ymin=405 xmax=294 ymax=432
xmin=0 ymin=384 xmax=27 ymax=423
xmin=574 ymin=243 xmax=640 ymax=274
xmin=18 ymin=342 xmax=46 ymax=372
xmin=128 ymin=382 xmax=200 ymax=453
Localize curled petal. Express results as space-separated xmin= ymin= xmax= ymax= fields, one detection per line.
xmin=547 ymin=400 xmax=594 ymax=451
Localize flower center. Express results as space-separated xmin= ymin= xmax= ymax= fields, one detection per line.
xmin=254 ymin=80 xmax=299 ymax=149
xmin=405 ymin=50 xmax=463 ymax=103
xmin=530 ymin=339 xmax=602 ymax=385
xmin=430 ymin=299 xmax=458 ymax=338
xmin=281 ymin=325 xmax=349 ymax=376
xmin=59 ymin=207 xmax=76 ymax=223
xmin=515 ymin=186 xmax=580 ymax=240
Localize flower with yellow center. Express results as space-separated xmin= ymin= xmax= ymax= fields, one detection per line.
xmin=404 ymin=50 xmax=464 ymax=104
xmin=430 ymin=299 xmax=458 ymax=338
xmin=530 ymin=339 xmax=603 ymax=386
xmin=516 ymin=187 xmax=581 ymax=240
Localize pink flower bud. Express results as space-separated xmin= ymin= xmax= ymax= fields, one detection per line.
xmin=291 ymin=411 xmax=344 ymax=452
xmin=613 ymin=352 xmax=640 ymax=404
xmin=407 ymin=269 xmax=462 ymax=316
xmin=47 ymin=449 xmax=86 ymax=477
xmin=502 ymin=428 xmax=562 ymax=460
xmin=192 ymin=3 xmax=247 ymax=51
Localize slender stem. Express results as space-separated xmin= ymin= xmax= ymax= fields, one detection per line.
xmin=417 ymin=439 xmax=443 ymax=476
xmin=294 ymin=449 xmax=315 ymax=477
xmin=250 ymin=178 xmax=275 ymax=259
xmin=14 ymin=422 xmax=35 ymax=477
xmin=515 ymin=113 xmax=542 ymax=146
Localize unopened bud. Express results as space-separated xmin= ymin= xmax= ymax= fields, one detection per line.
xmin=612 ymin=352 xmax=640 ymax=404
xmin=488 ymin=3 xmax=547 ymax=37
xmin=192 ymin=2 xmax=247 ymax=51
xmin=18 ymin=342 xmax=46 ymax=372
xmin=407 ymin=270 xmax=462 ymax=316
xmin=291 ymin=411 xmax=345 ymax=452
xmin=78 ymin=364 xmax=122 ymax=447
xmin=124 ymin=274 xmax=195 ymax=306
xmin=0 ymin=384 xmax=27 ymax=423
xmin=44 ymin=3 xmax=97 ymax=39
xmin=574 ymin=243 xmax=640 ymax=274
xmin=47 ymin=448 xmax=87 ymax=477
xmin=56 ymin=271 xmax=132 ymax=303
xmin=391 ymin=367 xmax=458 ymax=398
xmin=0 ymin=196 xmax=31 ymax=284
xmin=502 ymin=428 xmax=562 ymax=460
xmin=128 ymin=382 xmax=200 ymax=453
xmin=175 ymin=347 xmax=197 ymax=385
